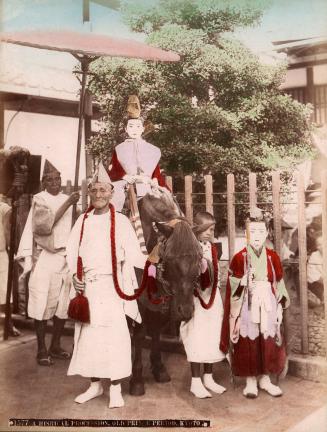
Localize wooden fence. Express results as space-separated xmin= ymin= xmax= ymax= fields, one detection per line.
xmin=67 ymin=170 xmax=327 ymax=358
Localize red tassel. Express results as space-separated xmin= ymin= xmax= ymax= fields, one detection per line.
xmin=68 ymin=292 xmax=90 ymax=323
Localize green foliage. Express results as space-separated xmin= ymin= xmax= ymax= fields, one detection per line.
xmin=121 ymin=0 xmax=270 ymax=37
xmin=87 ymin=0 xmax=313 ymax=194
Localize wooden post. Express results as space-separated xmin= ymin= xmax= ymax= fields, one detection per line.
xmin=297 ymin=172 xmax=309 ymax=354
xmin=66 ymin=180 xmax=72 ymax=195
xmin=321 ymin=170 xmax=327 ymax=359
xmin=0 ymin=100 xmax=4 ymax=148
xmin=204 ymin=175 xmax=213 ymax=214
xmin=84 ymin=115 xmax=93 ymax=179
xmin=272 ymin=171 xmax=282 ymax=256
xmin=81 ymin=179 xmax=88 ymax=212
xmin=166 ymin=176 xmax=173 ymax=193
xmin=249 ymin=172 xmax=257 ymax=209
xmin=227 ymin=174 xmax=235 ymax=261
xmin=185 ymin=175 xmax=193 ymax=224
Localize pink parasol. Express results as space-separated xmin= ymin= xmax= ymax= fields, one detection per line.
xmin=0 ymin=30 xmax=180 ymax=61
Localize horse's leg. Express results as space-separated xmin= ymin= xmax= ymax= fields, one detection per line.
xmin=129 ymin=320 xmax=146 ymax=396
xmin=145 ymin=308 xmax=171 ymax=383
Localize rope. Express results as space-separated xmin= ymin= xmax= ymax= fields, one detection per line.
xmin=110 ymin=203 xmax=150 ymax=301
xmin=76 ymin=204 xmax=149 ymax=301
xmin=194 ymin=244 xmax=218 ymax=309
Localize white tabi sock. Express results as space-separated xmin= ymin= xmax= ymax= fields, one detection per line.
xmin=190 ymin=377 xmax=212 ymax=399
xmin=258 ymin=375 xmax=283 ymax=397
xmin=203 ymin=373 xmax=226 ymax=394
xmin=243 ymin=376 xmax=258 ymax=398
xmin=109 ymin=383 xmax=125 ymax=408
xmin=74 ymin=381 xmax=104 ymax=404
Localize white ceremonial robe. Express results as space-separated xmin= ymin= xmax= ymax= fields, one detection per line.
xmin=16 ymin=191 xmax=72 ymax=320
xmin=180 ymin=241 xmax=225 ymax=363
xmin=66 ymin=209 xmax=146 ymax=380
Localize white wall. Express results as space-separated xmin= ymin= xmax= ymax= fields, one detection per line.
xmin=314 ymin=64 xmax=327 ymax=85
xmin=280 ymin=68 xmax=307 ymax=89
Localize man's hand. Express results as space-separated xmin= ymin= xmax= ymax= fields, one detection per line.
xmin=72 ymin=274 xmax=85 ymax=293
xmin=123 ymin=174 xmax=136 ymax=184
xmin=68 ymin=192 xmax=80 ymax=206
xmin=135 ymin=174 xmax=151 ymax=184
xmin=19 ymin=256 xmax=32 ymax=281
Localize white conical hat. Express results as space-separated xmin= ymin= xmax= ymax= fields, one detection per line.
xmin=42 ymin=159 xmax=60 ymax=178
xmin=90 ymin=162 xmax=113 ymax=185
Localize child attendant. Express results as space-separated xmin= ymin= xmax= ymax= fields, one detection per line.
xmin=180 ymin=212 xmax=226 ymax=398
xmin=220 ymin=207 xmax=290 ymax=398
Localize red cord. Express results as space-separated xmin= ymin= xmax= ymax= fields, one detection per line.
xmin=194 ymin=244 xmax=218 ymax=309
xmin=110 ymin=204 xmax=150 ymax=301
xmin=77 ymin=204 xmax=171 ymax=304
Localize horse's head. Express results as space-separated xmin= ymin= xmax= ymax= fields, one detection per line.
xmin=140 ymin=193 xmax=202 ymax=322
xmin=162 ymin=221 xmax=202 ymax=322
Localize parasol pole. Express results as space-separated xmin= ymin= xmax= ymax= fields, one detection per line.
xmin=4 ymin=198 xmax=18 ymax=340
xmin=71 ymin=54 xmax=97 ymax=224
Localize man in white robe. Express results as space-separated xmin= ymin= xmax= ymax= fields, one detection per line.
xmin=66 ymin=163 xmax=146 ymax=409
xmin=16 ymin=160 xmax=79 ymax=365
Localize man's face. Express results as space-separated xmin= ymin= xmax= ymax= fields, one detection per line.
xmin=43 ymin=173 xmax=61 ymax=196
xmin=197 ymin=224 xmax=215 ymax=242
xmin=126 ymin=119 xmax=144 ymax=139
xmin=88 ymin=182 xmax=113 ymax=210
xmin=247 ymin=222 xmax=268 ymax=251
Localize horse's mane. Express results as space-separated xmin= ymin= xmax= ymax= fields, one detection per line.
xmin=142 ymin=192 xmax=202 ymax=267
xmin=141 ymin=192 xmax=180 ymax=223
xmin=164 ymin=221 xmax=202 ymax=266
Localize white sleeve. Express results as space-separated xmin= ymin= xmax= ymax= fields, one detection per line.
xmin=119 ymin=214 xmax=147 ymax=269
xmin=65 ymin=214 xmax=84 ymax=275
xmin=16 ymin=207 xmax=33 ymax=260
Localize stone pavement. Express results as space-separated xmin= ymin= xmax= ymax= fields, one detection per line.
xmin=0 ymin=331 xmax=327 ymax=432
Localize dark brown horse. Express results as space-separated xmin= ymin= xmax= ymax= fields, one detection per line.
xmin=128 ymin=191 xmax=202 ymax=396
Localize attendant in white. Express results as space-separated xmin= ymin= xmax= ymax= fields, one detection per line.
xmin=180 ymin=212 xmax=226 ymax=399
xmin=16 ymin=160 xmax=79 ymax=366
xmin=108 ymin=96 xmax=170 ymax=211
xmin=66 ymin=163 xmax=146 ymax=409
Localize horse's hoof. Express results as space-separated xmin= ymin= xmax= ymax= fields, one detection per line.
xmin=152 ymin=367 xmax=171 ymax=383
xmin=129 ymin=380 xmax=145 ymax=396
